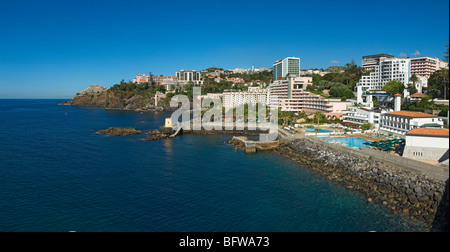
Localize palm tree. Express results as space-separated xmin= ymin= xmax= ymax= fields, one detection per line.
xmin=313 ymin=111 xmax=325 ymax=134
xmin=409 ymin=74 xmax=420 ymax=90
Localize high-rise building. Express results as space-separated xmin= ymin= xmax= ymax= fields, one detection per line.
xmin=356 ymin=58 xmax=411 ymax=104
xmin=362 ymin=54 xmax=395 ymax=71
xmin=273 ymin=57 xmax=300 ymax=81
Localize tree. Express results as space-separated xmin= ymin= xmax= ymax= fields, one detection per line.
xmin=382 ymin=80 xmax=405 ymax=95
xmin=409 ymin=74 xmax=420 ymax=89
xmin=361 ymin=123 xmax=373 ymax=131
xmin=428 ymin=69 xmax=449 ymax=99
xmin=329 ymin=85 xmax=355 ymax=99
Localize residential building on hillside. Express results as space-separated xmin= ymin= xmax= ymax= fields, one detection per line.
xmin=176 ymin=70 xmax=202 ymax=84
xmin=133 ymin=74 xmax=151 ymax=83
xmin=273 ymin=57 xmax=300 ymax=80
xmin=403 ymin=128 xmax=449 ymax=163
xmin=380 ymin=111 xmax=443 ymax=135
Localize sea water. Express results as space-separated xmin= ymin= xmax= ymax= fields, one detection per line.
xmin=0 ymin=100 xmax=426 ymax=232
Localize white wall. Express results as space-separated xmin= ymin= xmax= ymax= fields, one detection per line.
xmin=406 ymin=135 xmax=449 ymax=148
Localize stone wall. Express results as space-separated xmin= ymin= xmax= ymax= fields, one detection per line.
xmin=274 ymin=137 xmax=449 ymax=231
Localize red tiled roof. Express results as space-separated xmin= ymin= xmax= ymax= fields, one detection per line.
xmin=407 ymin=128 xmax=449 ymax=136
xmin=410 ymin=93 xmax=425 ymax=97
xmin=386 ymin=111 xmax=437 ymax=118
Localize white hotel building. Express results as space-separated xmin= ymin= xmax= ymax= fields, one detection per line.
xmin=356 ymin=58 xmax=412 ymax=105
xmin=269 ymin=76 xmax=333 ymax=113
xmin=379 ymin=111 xmax=444 ymax=135
xmin=223 ymin=87 xmax=269 ymax=108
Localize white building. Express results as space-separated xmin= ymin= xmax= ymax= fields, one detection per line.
xmin=342 ymin=106 xmax=381 ymax=128
xmin=362 ymin=54 xmax=395 ymax=71
xmin=356 ymin=58 xmax=411 ymax=105
xmin=176 ymin=70 xmax=203 ymax=85
xmin=269 ymin=76 xmax=332 ymax=113
xmin=410 ymin=56 xmax=444 ymax=78
xmin=403 ymin=128 xmax=449 ymax=163
xmin=380 ymin=111 xmax=444 ymax=135
xmin=223 ymin=87 xmax=269 ymax=108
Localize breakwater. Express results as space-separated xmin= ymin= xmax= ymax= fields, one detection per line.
xmin=274 ymin=137 xmax=449 ymax=231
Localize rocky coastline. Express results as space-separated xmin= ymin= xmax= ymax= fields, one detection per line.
xmin=271 ymin=137 xmax=449 ymax=231
xmin=98 ymin=127 xmax=144 ymax=136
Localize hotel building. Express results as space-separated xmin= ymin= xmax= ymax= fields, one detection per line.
xmin=356 ymin=58 xmax=411 ymax=105
xmin=342 ymin=106 xmax=381 ymax=128
xmin=409 ymin=56 xmax=444 ymax=78
xmin=273 ymin=57 xmax=300 ymax=81
xmin=269 ymin=76 xmax=333 ymax=113
xmin=379 ymin=111 xmax=443 ymax=135
xmin=362 ymin=54 xmax=395 ymax=71
xmin=222 ymin=87 xmax=269 ymax=108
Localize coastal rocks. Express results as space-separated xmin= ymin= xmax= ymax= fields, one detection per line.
xmin=273 ymin=137 xmax=449 ymax=231
xmin=98 ymin=127 xmax=144 ymax=136
xmin=145 ymin=127 xmax=176 ymax=140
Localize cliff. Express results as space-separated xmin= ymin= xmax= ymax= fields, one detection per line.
xmin=60 ymin=87 xmax=164 ymax=111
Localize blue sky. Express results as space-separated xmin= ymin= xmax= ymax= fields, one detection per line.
xmin=0 ymin=0 xmax=449 ymax=98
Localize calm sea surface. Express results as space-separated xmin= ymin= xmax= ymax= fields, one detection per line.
xmin=0 ymin=99 xmax=427 ymax=232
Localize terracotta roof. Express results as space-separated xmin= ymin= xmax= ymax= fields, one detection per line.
xmin=410 ymin=93 xmax=425 ymax=97
xmin=385 ymin=111 xmax=437 ymax=118
xmin=394 ymin=93 xmax=402 ymax=96
xmin=407 ymin=128 xmax=449 ymax=137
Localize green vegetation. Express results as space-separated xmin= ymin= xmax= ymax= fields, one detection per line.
xmin=329 ymin=85 xmax=355 ymax=100
xmin=426 ymin=68 xmax=449 ymax=100
xmin=109 ymin=80 xmax=165 ymax=96
xmin=402 ymin=95 xmax=448 ymax=116
xmin=305 ymin=60 xmax=367 ymax=99
xmin=361 ymin=123 xmax=373 ymax=131
xmin=220 ymin=70 xmax=273 ymax=83
xmin=382 ymin=80 xmax=404 ymax=96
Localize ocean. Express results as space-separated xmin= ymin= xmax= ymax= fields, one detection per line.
xmin=0 ymin=99 xmax=426 ymax=232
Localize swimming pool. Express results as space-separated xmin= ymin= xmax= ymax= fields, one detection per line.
xmin=304 ymin=128 xmax=333 ymax=133
xmin=323 ymin=137 xmax=372 ymax=148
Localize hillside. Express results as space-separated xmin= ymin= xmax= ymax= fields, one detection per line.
xmin=60 ymin=83 xmax=160 ymax=111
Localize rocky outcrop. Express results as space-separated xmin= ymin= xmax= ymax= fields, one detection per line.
xmin=98 ymin=127 xmax=144 ymax=136
xmin=274 ymin=137 xmax=448 ymax=231
xmin=60 ymin=91 xmax=155 ymax=111
xmin=145 ymin=127 xmax=176 ymax=140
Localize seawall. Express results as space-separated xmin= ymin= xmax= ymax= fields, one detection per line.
xmin=274 ymin=137 xmax=449 ymax=231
